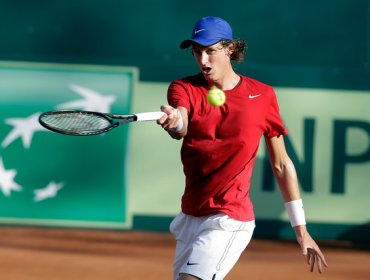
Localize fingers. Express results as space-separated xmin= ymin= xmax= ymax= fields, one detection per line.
xmin=157 ymin=105 xmax=172 ymax=128
xmin=157 ymin=105 xmax=170 ymax=125
xmin=317 ymin=255 xmax=323 ymax=273
xmin=157 ymin=105 xmax=182 ymax=131
xmin=306 ymin=247 xmax=328 ymax=273
xmin=297 ymin=231 xmax=328 ymax=274
xmin=313 ymin=246 xmax=328 ymax=270
xmin=307 ymin=248 xmax=315 ymax=272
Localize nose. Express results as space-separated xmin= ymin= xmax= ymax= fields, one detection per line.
xmin=199 ymin=51 xmax=209 ymax=65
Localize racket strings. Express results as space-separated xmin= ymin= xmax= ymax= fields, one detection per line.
xmin=41 ymin=113 xmax=111 ymax=133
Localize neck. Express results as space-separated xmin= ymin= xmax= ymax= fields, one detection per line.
xmin=211 ymin=72 xmax=240 ymax=91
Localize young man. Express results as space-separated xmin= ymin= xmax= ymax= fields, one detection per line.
xmin=158 ymin=16 xmax=328 ymax=280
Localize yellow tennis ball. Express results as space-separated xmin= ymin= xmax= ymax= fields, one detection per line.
xmin=207 ymin=86 xmax=226 ymax=107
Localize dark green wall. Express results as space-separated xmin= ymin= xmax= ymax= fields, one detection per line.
xmin=0 ymin=0 xmax=369 ymax=89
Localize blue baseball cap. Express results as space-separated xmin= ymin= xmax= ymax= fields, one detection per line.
xmin=180 ymin=16 xmax=233 ymax=49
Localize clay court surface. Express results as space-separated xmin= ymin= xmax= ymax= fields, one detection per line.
xmin=0 ymin=227 xmax=369 ymax=280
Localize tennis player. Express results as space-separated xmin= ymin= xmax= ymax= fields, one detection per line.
xmin=158 ymin=16 xmax=328 ymax=280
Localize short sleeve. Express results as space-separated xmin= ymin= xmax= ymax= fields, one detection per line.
xmin=264 ymin=90 xmax=288 ymax=138
xmin=167 ymin=81 xmax=191 ymax=112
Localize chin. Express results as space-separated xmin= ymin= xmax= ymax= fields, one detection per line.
xmin=202 ymin=73 xmax=215 ymax=83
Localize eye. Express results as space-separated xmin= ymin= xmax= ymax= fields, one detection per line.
xmin=206 ymin=49 xmax=216 ymax=55
xmin=192 ymin=49 xmax=202 ymax=56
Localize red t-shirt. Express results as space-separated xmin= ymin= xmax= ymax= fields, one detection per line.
xmin=168 ymin=73 xmax=288 ymax=221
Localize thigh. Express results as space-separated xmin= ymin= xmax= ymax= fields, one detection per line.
xmin=170 ymin=213 xmax=201 ymax=280
xmin=179 ymin=215 xmax=255 ymax=280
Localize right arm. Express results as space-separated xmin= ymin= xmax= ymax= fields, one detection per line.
xmin=157 ymin=105 xmax=188 ymax=140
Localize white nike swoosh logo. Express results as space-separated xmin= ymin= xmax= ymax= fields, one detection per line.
xmin=194 ymin=29 xmax=205 ymax=34
xmin=249 ymin=94 xmax=261 ymax=99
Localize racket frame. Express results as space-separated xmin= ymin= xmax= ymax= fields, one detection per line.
xmin=39 ymin=109 xmax=156 ymax=136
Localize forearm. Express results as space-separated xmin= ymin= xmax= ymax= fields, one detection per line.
xmin=271 ymin=157 xmax=307 ymax=227
xmin=271 ymin=156 xmax=301 ymax=202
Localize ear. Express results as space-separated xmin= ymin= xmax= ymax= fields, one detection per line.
xmin=226 ymin=43 xmax=236 ymax=56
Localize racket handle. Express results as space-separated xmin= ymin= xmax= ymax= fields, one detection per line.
xmin=135 ymin=112 xmax=165 ymax=121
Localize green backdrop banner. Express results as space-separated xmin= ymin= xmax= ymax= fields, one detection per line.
xmin=0 ymin=61 xmax=137 ymax=228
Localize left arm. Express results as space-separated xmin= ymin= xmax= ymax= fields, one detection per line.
xmin=265 ymin=135 xmax=328 ymax=273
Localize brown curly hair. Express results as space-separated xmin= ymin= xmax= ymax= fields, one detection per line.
xmin=220 ymin=39 xmax=248 ymax=63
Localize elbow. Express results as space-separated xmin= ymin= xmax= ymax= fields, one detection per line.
xmin=271 ymin=162 xmax=285 ymax=177
xmin=271 ymin=157 xmax=293 ymax=177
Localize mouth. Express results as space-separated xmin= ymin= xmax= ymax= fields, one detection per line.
xmin=201 ymin=67 xmax=212 ymax=75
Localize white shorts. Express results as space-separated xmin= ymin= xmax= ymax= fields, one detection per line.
xmin=169 ymin=212 xmax=255 ymax=280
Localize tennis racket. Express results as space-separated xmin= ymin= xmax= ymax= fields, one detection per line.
xmin=39 ymin=109 xmax=165 ymax=136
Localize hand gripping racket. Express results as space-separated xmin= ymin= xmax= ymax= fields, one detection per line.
xmin=39 ymin=110 xmax=165 ymax=136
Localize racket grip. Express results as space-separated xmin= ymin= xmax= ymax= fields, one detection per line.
xmin=136 ymin=112 xmax=165 ymax=121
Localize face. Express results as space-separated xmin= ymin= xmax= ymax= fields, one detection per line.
xmin=192 ymin=42 xmax=233 ymax=84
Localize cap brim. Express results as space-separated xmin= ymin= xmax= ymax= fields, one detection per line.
xmin=180 ymin=39 xmax=223 ymax=49
xmin=180 ymin=40 xmax=193 ymax=49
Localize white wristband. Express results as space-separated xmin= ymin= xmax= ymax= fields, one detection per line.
xmin=285 ymin=199 xmax=306 ymax=227
xmin=170 ymin=111 xmax=183 ymax=132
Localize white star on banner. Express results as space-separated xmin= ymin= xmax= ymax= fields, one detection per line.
xmin=34 ymin=181 xmax=64 ymax=202
xmin=2 ymin=112 xmax=46 ymax=149
xmin=0 ymin=157 xmax=22 ymax=197
xmin=57 ymin=84 xmax=116 ymax=112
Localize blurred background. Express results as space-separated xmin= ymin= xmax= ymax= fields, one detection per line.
xmin=0 ymin=0 xmax=369 ymax=245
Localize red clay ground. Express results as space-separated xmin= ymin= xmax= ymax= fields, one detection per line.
xmin=0 ymin=227 xmax=369 ymax=280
